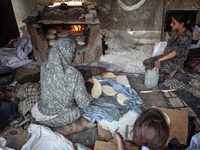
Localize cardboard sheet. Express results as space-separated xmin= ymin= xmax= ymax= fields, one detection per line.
xmin=94 ymin=141 xmax=138 ymax=150
xmin=154 ymin=107 xmax=189 ymax=144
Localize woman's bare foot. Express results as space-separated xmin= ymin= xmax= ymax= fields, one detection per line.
xmin=165 ymin=70 xmax=177 ymax=79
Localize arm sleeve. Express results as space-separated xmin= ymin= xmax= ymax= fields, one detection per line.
xmin=74 ymin=72 xmax=92 ymax=109
xmin=85 ymin=82 xmax=94 ymax=94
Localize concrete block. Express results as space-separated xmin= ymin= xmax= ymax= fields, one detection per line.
xmin=85 ymin=14 xmax=94 ymax=23
xmin=32 ymin=24 xmax=44 ymax=35
xmin=82 ymin=2 xmax=93 ymax=9
xmin=89 ymin=9 xmax=97 ymax=18
xmin=36 ymin=5 xmax=46 ymax=15
xmin=27 ymin=11 xmax=39 ymax=24
xmin=88 ymin=5 xmax=95 ymax=10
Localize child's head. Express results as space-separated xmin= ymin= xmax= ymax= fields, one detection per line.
xmin=170 ymin=11 xmax=192 ymax=32
xmin=132 ymin=108 xmax=169 ymax=150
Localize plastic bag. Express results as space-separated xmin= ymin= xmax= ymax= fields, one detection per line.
xmin=152 ymin=41 xmax=167 ymax=57
xmin=186 ymin=132 xmax=200 ymax=150
xmin=21 ymin=124 xmax=75 ymax=150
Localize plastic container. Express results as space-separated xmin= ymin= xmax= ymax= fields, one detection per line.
xmin=144 ymin=67 xmax=159 ymax=88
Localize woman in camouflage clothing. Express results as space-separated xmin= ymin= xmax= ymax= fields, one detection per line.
xmin=31 ymin=38 xmax=92 ymax=127
xmin=143 ymin=12 xmax=193 ymax=79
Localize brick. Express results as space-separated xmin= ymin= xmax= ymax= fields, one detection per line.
xmin=169 ymin=98 xmax=184 ymax=107
xmin=89 ymin=9 xmax=97 ymax=18
xmin=85 ymin=14 xmax=94 ymax=23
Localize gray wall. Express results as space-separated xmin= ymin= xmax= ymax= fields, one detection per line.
xmin=94 ymin=0 xmax=163 ymax=30
xmin=92 ymin=0 xmax=200 ymax=31
xmin=11 ymin=0 xmax=37 ymax=32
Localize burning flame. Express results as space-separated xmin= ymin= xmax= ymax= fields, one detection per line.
xmin=70 ymin=25 xmax=85 ymax=31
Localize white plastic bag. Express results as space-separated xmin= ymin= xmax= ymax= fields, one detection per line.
xmin=0 ymin=48 xmax=32 ymax=69
xmin=152 ymin=42 xmax=167 ymax=57
xmin=21 ymin=124 xmax=75 ymax=150
xmin=186 ymin=132 xmax=200 ymax=150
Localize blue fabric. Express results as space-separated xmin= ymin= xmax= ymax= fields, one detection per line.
xmin=82 ymin=77 xmax=144 ymax=123
xmin=97 ymin=77 xmax=144 ymax=108
xmin=142 ymin=146 xmax=149 ymax=150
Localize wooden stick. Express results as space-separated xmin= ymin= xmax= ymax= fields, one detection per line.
xmin=140 ymin=89 xmax=176 ymax=93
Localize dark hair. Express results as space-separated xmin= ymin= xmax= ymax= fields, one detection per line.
xmin=172 ymin=11 xmax=193 ymax=32
xmin=132 ymin=108 xmax=169 ymax=150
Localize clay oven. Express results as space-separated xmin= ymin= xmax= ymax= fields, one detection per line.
xmin=25 ymin=1 xmax=102 ymax=67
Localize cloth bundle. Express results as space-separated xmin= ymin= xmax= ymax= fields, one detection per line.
xmin=83 ymin=77 xmax=144 ymax=123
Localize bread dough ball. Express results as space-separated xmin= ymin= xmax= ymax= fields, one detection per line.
xmin=47 ymin=28 xmax=57 ymax=34
xmin=46 ymin=34 xmax=56 ymax=40
xmin=49 ymin=39 xmax=56 ymax=46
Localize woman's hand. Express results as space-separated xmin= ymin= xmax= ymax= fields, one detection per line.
xmin=155 ymin=59 xmax=161 ymax=69
xmin=114 ymin=127 xmax=126 ymax=150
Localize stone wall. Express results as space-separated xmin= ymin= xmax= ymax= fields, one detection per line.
xmin=12 ymin=0 xmax=200 ymax=32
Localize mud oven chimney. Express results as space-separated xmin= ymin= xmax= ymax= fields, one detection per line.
xmin=25 ymin=2 xmax=102 ymax=67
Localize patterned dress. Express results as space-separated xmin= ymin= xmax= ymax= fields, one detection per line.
xmin=36 ymin=38 xmax=92 ymax=127
xmin=143 ymin=29 xmax=192 ymax=74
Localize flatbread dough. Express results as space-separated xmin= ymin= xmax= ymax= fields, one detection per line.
xmin=91 ymin=78 xmax=102 ymax=99
xmin=77 ymin=41 xmax=85 ymax=45
xmin=69 ymin=31 xmax=84 ymax=35
xmin=117 ymin=93 xmax=129 ymax=106
xmin=76 ymin=36 xmax=86 ymax=42
xmin=57 ymin=31 xmax=69 ymax=38
xmin=102 ymin=85 xmax=117 ymax=96
xmin=101 ymin=72 xmax=116 ymax=80
xmin=46 ymin=34 xmax=56 ymax=40
xmin=162 ymin=112 xmax=170 ymax=125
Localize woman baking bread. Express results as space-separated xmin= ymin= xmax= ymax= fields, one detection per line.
xmin=31 ymin=38 xmax=93 ymax=127
xmin=143 ymin=12 xmax=193 ymax=78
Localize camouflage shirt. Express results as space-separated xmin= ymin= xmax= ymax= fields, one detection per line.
xmin=38 ymin=38 xmax=91 ymax=127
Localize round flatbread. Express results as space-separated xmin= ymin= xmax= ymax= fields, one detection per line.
xmin=46 ymin=34 xmax=56 ymax=40
xmin=101 ymin=72 xmax=116 ymax=80
xmin=47 ymin=28 xmax=57 ymax=34
xmin=69 ymin=31 xmax=84 ymax=35
xmin=162 ymin=112 xmax=170 ymax=125
xmin=76 ymin=36 xmax=86 ymax=42
xmin=57 ymin=31 xmax=69 ymax=38
xmin=77 ymin=41 xmax=85 ymax=45
xmin=91 ymin=78 xmax=102 ymax=99
xmin=102 ymin=85 xmax=117 ymax=96
xmin=49 ymin=39 xmax=56 ymax=46
xmin=117 ymin=93 xmax=129 ymax=106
